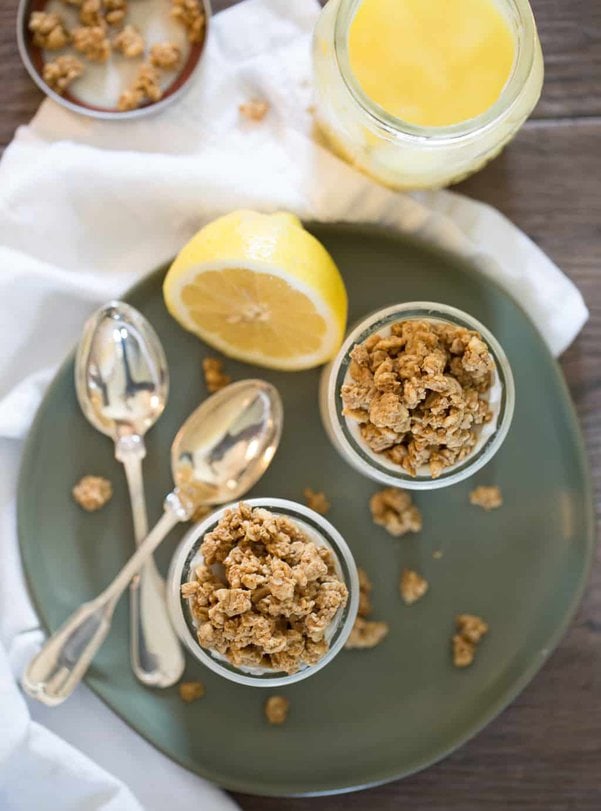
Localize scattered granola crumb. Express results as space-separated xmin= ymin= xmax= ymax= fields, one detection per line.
xmin=113 ymin=25 xmax=144 ymax=58
xmin=79 ymin=0 xmax=103 ymax=27
xmin=452 ymin=613 xmax=488 ymax=667
xmin=43 ymin=55 xmax=84 ymax=94
xmin=264 ymin=695 xmax=289 ymax=725
xmin=202 ymin=357 xmax=231 ymax=393
xmin=191 ymin=503 xmax=212 ymax=522
xmin=72 ymin=475 xmax=112 ymax=511
xmin=341 ymin=319 xmax=495 ymax=478
xmin=117 ymin=62 xmax=162 ymax=110
xmin=456 ymin=613 xmax=488 ymax=644
xmin=469 ymin=485 xmax=503 ymax=511
xmin=432 ymin=550 xmax=443 ymax=560
xmin=183 ymin=503 xmax=348 ymax=674
xmin=171 ymin=0 xmax=206 ymax=43
xmin=239 ymin=99 xmax=269 ymax=122
xmin=357 ymin=566 xmax=373 ymax=617
xmin=29 ymin=11 xmax=71 ymax=50
xmin=452 ymin=634 xmax=475 ymax=668
xmin=72 ymin=25 xmax=111 ymax=62
xmin=104 ymin=0 xmax=127 ymax=26
xmin=178 ymin=680 xmax=205 ymax=702
xmin=345 ymin=616 xmax=389 ymax=649
xmin=150 ymin=42 xmax=182 ymax=70
xmin=400 ymin=568 xmax=428 ymax=605
xmin=370 ymin=487 xmax=422 ymax=537
xmin=303 ymin=488 xmax=330 ymax=515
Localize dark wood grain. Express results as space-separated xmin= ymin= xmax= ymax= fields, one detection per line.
xmin=1 ymin=0 xmax=600 ymax=808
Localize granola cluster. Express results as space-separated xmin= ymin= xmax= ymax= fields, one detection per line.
xmin=73 ymin=25 xmax=111 ymax=62
xmin=469 ymin=485 xmax=503 ymax=511
xmin=150 ymin=42 xmax=182 ymax=70
xmin=178 ymin=680 xmax=205 ymax=702
xmin=370 ymin=487 xmax=422 ymax=537
xmin=29 ymin=12 xmax=71 ymax=50
xmin=400 ymin=568 xmax=428 ymax=605
xmin=171 ymin=0 xmax=206 ymax=43
xmin=202 ymin=357 xmax=231 ymax=393
xmin=303 ymin=488 xmax=330 ymax=515
xmin=345 ymin=566 xmax=389 ymax=649
xmin=341 ymin=319 xmax=495 ymax=478
xmin=43 ymin=55 xmax=84 ymax=95
xmin=118 ymin=63 xmax=162 ymax=110
xmin=264 ymin=695 xmax=289 ymax=725
xmin=72 ymin=475 xmax=112 ymax=511
xmin=452 ymin=613 xmax=488 ymax=667
xmin=113 ymin=25 xmax=144 ymax=58
xmin=239 ymin=99 xmax=269 ymax=122
xmin=182 ymin=503 xmax=349 ymax=674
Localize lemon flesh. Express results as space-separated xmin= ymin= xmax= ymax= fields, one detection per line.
xmin=163 ymin=211 xmax=348 ymax=370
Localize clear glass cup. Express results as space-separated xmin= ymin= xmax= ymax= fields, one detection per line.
xmin=319 ymin=302 xmax=515 ymax=490
xmin=312 ymin=0 xmax=544 ymax=189
xmin=167 ymin=497 xmax=359 ymax=687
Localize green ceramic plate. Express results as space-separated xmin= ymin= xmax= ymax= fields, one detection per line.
xmin=18 ymin=223 xmax=595 ymax=796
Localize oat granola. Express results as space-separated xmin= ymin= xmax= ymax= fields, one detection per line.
xmin=118 ymin=62 xmax=162 ymax=110
xmin=104 ymin=0 xmax=127 ymax=25
xmin=239 ymin=99 xmax=269 ymax=122
xmin=150 ymin=42 xmax=182 ymax=70
xmin=341 ymin=319 xmax=495 ymax=478
xmin=79 ymin=0 xmax=104 ymax=27
xmin=171 ymin=0 xmax=206 ymax=43
xmin=400 ymin=568 xmax=428 ymax=605
xmin=178 ymin=680 xmax=205 ymax=702
xmin=202 ymin=357 xmax=231 ymax=393
xmin=452 ymin=613 xmax=488 ymax=667
xmin=469 ymin=485 xmax=503 ymax=511
xmin=345 ymin=616 xmax=389 ymax=649
xmin=264 ymin=695 xmax=289 ymax=725
xmin=73 ymin=25 xmax=111 ymax=62
xmin=370 ymin=487 xmax=422 ymax=537
xmin=43 ymin=55 xmax=84 ymax=94
xmin=357 ymin=566 xmax=373 ymax=617
xmin=303 ymin=488 xmax=330 ymax=515
xmin=72 ymin=475 xmax=112 ymax=511
xmin=113 ymin=25 xmax=144 ymax=58
xmin=29 ymin=12 xmax=71 ymax=50
xmin=182 ymin=503 xmax=348 ymax=674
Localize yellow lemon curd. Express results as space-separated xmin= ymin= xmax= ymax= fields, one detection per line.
xmin=348 ymin=0 xmax=516 ymax=128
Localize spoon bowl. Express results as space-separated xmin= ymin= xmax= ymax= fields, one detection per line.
xmin=76 ymin=301 xmax=168 ymax=439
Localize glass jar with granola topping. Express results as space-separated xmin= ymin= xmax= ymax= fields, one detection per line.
xmin=319 ymin=302 xmax=515 ymax=490
xmin=167 ymin=498 xmax=359 ymax=687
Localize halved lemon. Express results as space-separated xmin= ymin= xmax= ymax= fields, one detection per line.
xmin=163 ymin=210 xmax=348 ymax=370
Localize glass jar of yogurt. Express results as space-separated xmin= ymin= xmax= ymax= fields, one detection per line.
xmin=319 ymin=302 xmax=515 ymax=490
xmin=312 ymin=0 xmax=544 ymax=189
xmin=167 ymin=498 xmax=359 ymax=687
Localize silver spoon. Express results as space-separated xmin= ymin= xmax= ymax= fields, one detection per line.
xmin=75 ymin=301 xmax=184 ymax=688
xmin=22 ymin=379 xmax=283 ymax=706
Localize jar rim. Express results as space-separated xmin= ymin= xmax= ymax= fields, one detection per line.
xmin=322 ymin=302 xmax=515 ymax=490
xmin=333 ymin=0 xmax=537 ymax=142
xmin=166 ymin=498 xmax=360 ymax=687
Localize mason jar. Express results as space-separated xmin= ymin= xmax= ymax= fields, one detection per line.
xmin=312 ymin=0 xmax=544 ymax=189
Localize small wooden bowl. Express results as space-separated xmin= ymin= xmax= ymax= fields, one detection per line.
xmin=17 ymin=0 xmax=211 ymax=120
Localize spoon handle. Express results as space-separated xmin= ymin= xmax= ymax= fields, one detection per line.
xmin=22 ymin=508 xmax=180 ymax=706
xmin=119 ymin=444 xmax=185 ymax=687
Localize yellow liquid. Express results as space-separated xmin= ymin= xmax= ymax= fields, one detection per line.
xmin=348 ymin=0 xmax=516 ymax=127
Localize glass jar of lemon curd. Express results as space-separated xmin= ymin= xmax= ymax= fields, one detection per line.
xmin=313 ymin=0 xmax=544 ymax=189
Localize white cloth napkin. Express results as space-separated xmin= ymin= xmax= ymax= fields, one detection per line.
xmin=0 ymin=0 xmax=588 ymax=808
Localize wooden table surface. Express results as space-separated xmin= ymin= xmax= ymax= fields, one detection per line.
xmin=2 ymin=0 xmax=600 ymax=808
